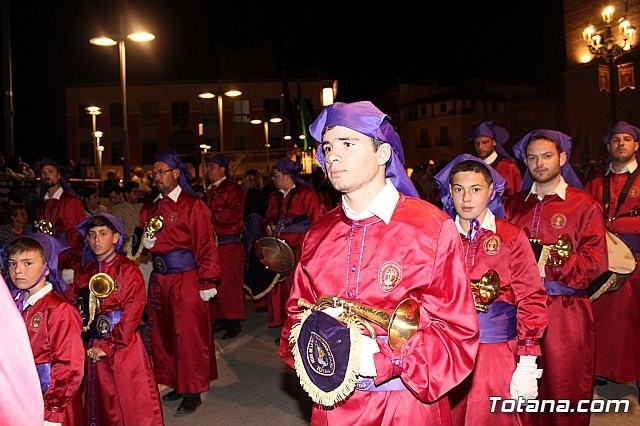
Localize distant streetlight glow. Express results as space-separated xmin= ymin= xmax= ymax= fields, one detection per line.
xmin=198 ymin=88 xmax=243 ymax=152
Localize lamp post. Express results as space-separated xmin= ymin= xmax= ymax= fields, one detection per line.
xmin=198 ymin=88 xmax=242 ymax=153
xmin=582 ymin=4 xmax=635 ymax=126
xmin=86 ymin=106 xmax=102 ymax=176
xmin=95 ymin=130 xmax=104 ymax=180
xmin=252 ymin=116 xmax=282 ymax=172
xmin=90 ymin=14 xmax=155 ymax=180
xmin=199 ymin=143 xmax=211 ymax=184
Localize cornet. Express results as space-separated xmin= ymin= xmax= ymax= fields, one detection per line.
xmin=145 ymin=216 xmax=164 ymax=239
xmin=35 ymin=219 xmax=54 ymax=235
xmin=531 ymin=233 xmax=572 ymax=269
xmin=298 ymin=296 xmax=420 ymax=351
xmin=80 ymin=273 xmax=116 ymax=333
xmin=470 ymin=269 xmax=500 ymax=313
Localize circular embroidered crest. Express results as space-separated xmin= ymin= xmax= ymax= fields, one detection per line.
xmin=483 ymin=235 xmax=501 ymax=255
xmin=168 ymin=212 xmax=178 ymax=223
xmin=630 ymin=187 xmax=639 ymax=198
xmin=306 ymin=331 xmax=336 ymax=376
xmin=550 ymin=213 xmax=567 ymax=230
xmin=31 ymin=312 xmax=43 ymax=332
xmin=378 ymin=261 xmax=402 ymax=292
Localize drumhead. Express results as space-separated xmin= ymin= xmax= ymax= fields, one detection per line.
xmin=255 ymin=237 xmax=296 ymax=273
xmin=606 ymin=231 xmax=637 ymax=275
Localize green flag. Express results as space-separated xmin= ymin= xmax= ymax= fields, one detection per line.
xmin=298 ymin=82 xmax=314 ymax=151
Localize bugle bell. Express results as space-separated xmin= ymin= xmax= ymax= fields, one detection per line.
xmin=470 ymin=269 xmax=500 ymax=313
xmin=82 ymin=273 xmax=116 ymax=333
xmin=145 ymin=216 xmax=164 ymax=239
xmin=298 ymin=296 xmax=420 ymax=351
xmin=35 ymin=220 xmax=54 ymax=235
xmin=531 ymin=233 xmax=572 ymax=269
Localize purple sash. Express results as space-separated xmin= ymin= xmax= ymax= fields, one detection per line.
xmin=356 ymin=337 xmax=407 ymax=392
xmin=90 ymin=310 xmax=122 ymax=339
xmin=152 ymin=249 xmax=197 ymax=274
xmin=544 ymin=280 xmax=586 ymax=297
xmin=618 ymin=233 xmax=640 ymax=256
xmin=36 ymin=362 xmax=51 ymax=393
xmin=217 ymin=234 xmax=242 ymax=245
xmin=478 ymin=302 xmax=517 ymax=344
xmin=274 ymin=217 xmax=310 ymax=234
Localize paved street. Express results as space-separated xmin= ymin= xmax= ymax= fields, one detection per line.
xmin=160 ymin=301 xmax=640 ymax=425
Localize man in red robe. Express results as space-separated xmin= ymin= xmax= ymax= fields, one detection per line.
xmin=504 ymin=130 xmax=608 ymax=426
xmin=140 ymin=150 xmax=221 ymax=415
xmin=206 ymin=154 xmax=247 ymax=339
xmin=280 ymin=101 xmax=479 ymax=425
xmin=585 ymin=121 xmax=640 ymax=398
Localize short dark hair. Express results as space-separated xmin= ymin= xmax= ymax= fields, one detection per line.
xmin=449 ymin=160 xmax=493 ymax=186
xmin=123 ymin=181 xmax=139 ymax=193
xmin=525 ymin=132 xmax=562 ymax=155
xmin=85 ymin=215 xmax=118 ymax=234
xmin=245 ymin=169 xmax=259 ymax=177
xmin=6 ymin=237 xmax=45 ymax=262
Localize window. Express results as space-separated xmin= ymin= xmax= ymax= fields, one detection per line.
xmin=110 ymin=138 xmax=124 ymax=165
xmin=264 ymin=99 xmax=281 ymax=117
xmin=171 ymin=101 xmax=189 ymax=128
xmin=439 ymin=102 xmax=447 ymax=114
xmin=140 ymin=102 xmax=159 ymax=127
xmin=438 ymin=126 xmax=449 ymax=146
xmin=406 ymin=105 xmax=418 ymax=121
xmin=233 ymin=99 xmax=250 ymax=124
xmin=142 ymin=139 xmax=160 ymax=164
xmin=110 ymin=103 xmax=123 ymax=128
xmin=419 ymin=128 xmax=430 ymax=147
xmin=78 ymin=105 xmax=91 ymax=129
xmin=79 ymin=140 xmax=93 ymax=161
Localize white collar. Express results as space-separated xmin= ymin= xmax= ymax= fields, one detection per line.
xmin=342 ymin=179 xmax=399 ymax=225
xmin=154 ymin=185 xmax=182 ymax=203
xmin=483 ymin=151 xmax=498 ymax=164
xmin=44 ymin=186 xmax=64 ymax=201
xmin=455 ymin=208 xmax=496 ymax=238
xmin=525 ymin=176 xmax=568 ymax=201
xmin=606 ymin=158 xmax=638 ymax=175
xmin=24 ymin=283 xmax=53 ymax=308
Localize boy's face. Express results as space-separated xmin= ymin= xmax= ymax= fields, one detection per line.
xmin=87 ymin=226 xmax=119 ymax=261
xmin=8 ymin=249 xmax=48 ymax=291
xmin=450 ymin=171 xmax=492 ymax=222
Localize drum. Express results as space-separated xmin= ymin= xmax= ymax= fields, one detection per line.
xmin=587 ymin=231 xmax=638 ymax=302
xmin=243 ymin=237 xmax=296 ymax=300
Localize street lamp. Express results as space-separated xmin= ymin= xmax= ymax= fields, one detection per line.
xmin=251 ymin=116 xmax=282 ymax=172
xmin=582 ymin=4 xmax=636 ymax=125
xmin=86 ymin=106 xmax=102 ymax=176
xmin=89 ymin=15 xmax=155 ymax=180
xmin=198 ymin=88 xmax=242 ymax=152
xmin=199 ymin=143 xmax=211 ymax=183
xmin=95 ymin=130 xmax=104 ymax=180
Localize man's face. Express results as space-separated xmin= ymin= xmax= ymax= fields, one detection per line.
xmin=151 ymin=162 xmax=179 ymax=195
xmin=8 ymin=249 xmax=48 ymax=291
xmin=87 ymin=226 xmax=119 ymax=261
xmin=109 ymin=191 xmax=124 ymax=206
xmin=608 ymin=132 xmax=639 ymax=164
xmin=124 ymin=187 xmax=140 ymax=203
xmin=450 ymin=171 xmax=492 ymax=222
xmin=11 ymin=208 xmax=28 ymax=226
xmin=271 ymin=169 xmax=293 ymax=191
xmin=244 ymin=174 xmax=258 ymax=189
xmin=473 ymin=137 xmax=497 ymax=159
xmin=206 ymin=162 xmax=226 ymax=182
xmin=40 ymin=165 xmax=60 ymax=189
xmin=525 ymin=139 xmax=566 ymax=184
xmin=321 ymin=126 xmax=389 ymax=194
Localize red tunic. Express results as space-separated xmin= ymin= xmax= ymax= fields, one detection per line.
xmin=37 ymin=191 xmax=86 ymax=270
xmin=23 ymin=287 xmax=85 ymax=425
xmin=449 ymin=218 xmax=548 ymax=426
xmin=504 ymin=186 xmax=608 ymax=426
xmin=492 ymin=157 xmax=523 ymax=200
xmin=264 ymin=185 xmax=321 ymax=327
xmin=586 ymin=172 xmax=640 ymax=382
xmin=140 ymin=189 xmax=221 ymax=394
xmin=207 ymin=178 xmax=247 ymax=321
xmin=70 ymin=254 xmax=164 ymax=426
xmin=280 ymin=196 xmax=479 ymax=425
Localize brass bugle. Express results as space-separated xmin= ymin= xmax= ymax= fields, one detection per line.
xmin=534 ymin=233 xmax=572 ymax=267
xmin=298 ymin=296 xmax=420 ymax=351
xmin=35 ymin=220 xmax=54 ymax=235
xmin=470 ymin=269 xmax=500 ymax=313
xmin=89 ymin=272 xmax=115 ymax=299
xmin=145 ymin=215 xmax=164 ymax=239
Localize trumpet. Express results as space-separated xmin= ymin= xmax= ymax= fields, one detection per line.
xmin=531 ymin=233 xmax=573 ymax=269
xmin=35 ymin=220 xmax=54 ymax=235
xmin=298 ymin=296 xmax=420 ymax=351
xmin=145 ymin=216 xmax=164 ymax=239
xmin=470 ymin=269 xmax=500 ymax=313
xmin=81 ymin=273 xmax=116 ymax=333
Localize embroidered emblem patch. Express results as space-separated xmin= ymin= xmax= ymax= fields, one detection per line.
xmin=378 ymin=261 xmax=402 ymax=292
xmin=31 ymin=312 xmax=43 ymax=332
xmin=630 ymin=187 xmax=639 ymax=198
xmin=168 ymin=212 xmax=178 ymax=223
xmin=551 ymin=213 xmax=566 ymax=230
xmin=483 ymin=235 xmax=501 ymax=255
xmin=305 ymin=331 xmax=335 ymax=376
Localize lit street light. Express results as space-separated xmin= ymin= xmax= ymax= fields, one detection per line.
xmin=95 ymin=130 xmax=104 ymax=180
xmin=582 ymin=4 xmax=635 ymax=125
xmin=198 ymin=87 xmax=242 ymax=152
xmin=90 ymin=14 xmax=155 ymax=180
xmin=86 ymin=106 xmax=102 ymax=177
xmin=251 ymin=116 xmax=282 ymax=172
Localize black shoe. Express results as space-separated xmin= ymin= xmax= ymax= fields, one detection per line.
xmin=213 ymin=320 xmax=227 ymax=333
xmin=175 ymin=396 xmax=201 ymax=415
xmin=594 ymin=376 xmax=608 ymax=386
xmin=222 ymin=322 xmax=241 ymax=339
xmin=162 ymin=390 xmax=183 ymax=402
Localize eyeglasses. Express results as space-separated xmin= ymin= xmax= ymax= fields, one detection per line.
xmin=149 ymin=168 xmax=175 ymax=179
xmin=271 ymin=173 xmax=282 ymax=178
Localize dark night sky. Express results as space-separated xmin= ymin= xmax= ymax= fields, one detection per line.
xmin=2 ymin=0 xmax=566 ymax=162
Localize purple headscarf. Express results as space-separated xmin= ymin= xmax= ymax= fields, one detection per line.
xmin=77 ymin=213 xmax=126 ymax=264
xmin=468 ymin=121 xmax=514 ymax=160
xmin=309 ymin=101 xmax=419 ymax=198
xmin=39 ymin=158 xmax=78 ymax=200
xmin=434 ymin=154 xmax=506 ymax=219
xmin=155 ymin=150 xmax=198 ymax=197
xmin=512 ymin=129 xmax=583 ymax=190
xmin=604 ymin=121 xmax=640 ymax=144
xmin=3 ymin=232 xmax=69 ymax=297
xmin=273 ymin=157 xmax=312 ymax=188
xmin=206 ymin=154 xmax=232 ymax=179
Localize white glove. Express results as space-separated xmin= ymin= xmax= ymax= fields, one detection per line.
xmin=357 ymin=334 xmax=380 ymax=377
xmin=142 ymin=235 xmax=157 ymax=249
xmin=44 ymin=421 xmax=62 ymax=426
xmin=510 ymin=355 xmax=543 ymax=400
xmin=62 ymin=269 xmax=74 ymax=284
xmin=322 ymin=306 xmax=344 ymax=318
xmin=199 ymin=288 xmax=218 ymax=302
